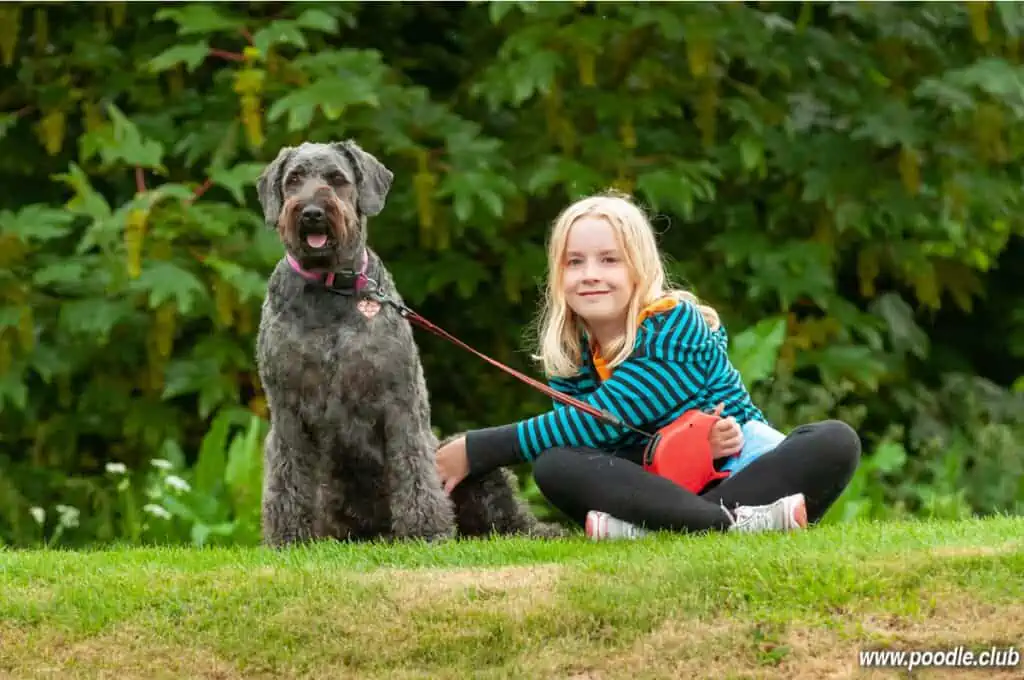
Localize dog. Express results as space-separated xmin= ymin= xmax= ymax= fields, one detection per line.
xmin=254 ymin=140 xmax=565 ymax=545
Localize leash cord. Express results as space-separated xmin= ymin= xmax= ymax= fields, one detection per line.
xmin=361 ymin=292 xmax=653 ymax=439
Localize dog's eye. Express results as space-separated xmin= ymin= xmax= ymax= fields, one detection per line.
xmin=327 ymin=172 xmax=347 ymax=186
xmin=285 ymin=173 xmax=301 ymax=188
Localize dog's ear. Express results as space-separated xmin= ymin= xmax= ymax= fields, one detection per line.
xmin=333 ymin=140 xmax=394 ymax=217
xmin=256 ymin=146 xmax=294 ymax=227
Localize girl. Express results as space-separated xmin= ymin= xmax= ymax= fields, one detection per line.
xmin=436 ymin=192 xmax=861 ymax=540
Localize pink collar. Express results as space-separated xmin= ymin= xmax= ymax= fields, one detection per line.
xmin=286 ymin=249 xmax=370 ymax=291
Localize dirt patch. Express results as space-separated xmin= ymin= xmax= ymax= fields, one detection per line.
xmin=525 ymin=594 xmax=1024 ymax=679
xmin=374 ymin=563 xmax=565 ymax=609
xmin=928 ymin=542 xmax=1023 ymax=559
xmin=0 ymin=625 xmax=256 ymax=680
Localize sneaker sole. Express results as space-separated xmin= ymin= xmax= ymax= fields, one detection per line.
xmin=585 ymin=511 xmax=603 ymax=541
xmin=791 ymin=494 xmax=808 ymax=529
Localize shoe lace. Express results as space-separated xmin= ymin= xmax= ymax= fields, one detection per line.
xmin=724 ymin=500 xmax=775 ymax=531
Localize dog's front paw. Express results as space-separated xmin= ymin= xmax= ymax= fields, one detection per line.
xmin=529 ymin=521 xmax=570 ymax=539
xmin=392 ymin=517 xmax=456 ymax=543
xmin=421 ymin=528 xmax=456 ymax=545
xmin=262 ymin=532 xmax=309 ymax=549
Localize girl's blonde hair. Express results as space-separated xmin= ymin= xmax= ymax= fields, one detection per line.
xmin=532 ymin=190 xmax=720 ymax=378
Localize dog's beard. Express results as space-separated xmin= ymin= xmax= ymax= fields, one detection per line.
xmin=279 ymin=198 xmax=363 ymax=272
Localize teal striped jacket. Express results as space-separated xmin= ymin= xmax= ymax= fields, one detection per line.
xmin=464 ymin=300 xmax=769 ymax=475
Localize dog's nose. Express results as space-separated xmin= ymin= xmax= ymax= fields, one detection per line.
xmin=300 ymin=205 xmax=325 ymax=223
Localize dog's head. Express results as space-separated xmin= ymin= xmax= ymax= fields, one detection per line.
xmin=256 ymin=140 xmax=394 ymax=272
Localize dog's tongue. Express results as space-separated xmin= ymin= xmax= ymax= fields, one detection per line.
xmin=306 ymin=233 xmax=328 ymax=248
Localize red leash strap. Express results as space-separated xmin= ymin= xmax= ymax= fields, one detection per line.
xmin=390 ymin=302 xmax=647 ymax=436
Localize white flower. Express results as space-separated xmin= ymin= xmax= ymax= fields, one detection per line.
xmin=29 ymin=507 xmax=45 ymax=525
xmin=143 ymin=503 xmax=172 ymax=520
xmin=164 ymin=475 xmax=191 ymax=493
xmin=150 ymin=458 xmax=173 ymax=470
xmin=55 ymin=504 xmax=80 ymax=528
xmin=105 ymin=462 xmax=128 ymax=475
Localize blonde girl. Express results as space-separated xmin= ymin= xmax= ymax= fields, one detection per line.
xmin=436 ymin=191 xmax=860 ymax=539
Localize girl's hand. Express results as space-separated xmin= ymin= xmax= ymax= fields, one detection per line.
xmin=708 ymin=403 xmax=743 ymax=459
xmin=436 ymin=435 xmax=470 ymax=494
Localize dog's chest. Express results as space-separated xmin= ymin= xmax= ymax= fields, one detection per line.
xmin=264 ymin=310 xmax=414 ymax=403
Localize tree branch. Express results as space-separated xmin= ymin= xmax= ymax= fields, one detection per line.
xmin=209 ymin=49 xmax=244 ymax=62
xmin=188 ymin=178 xmax=213 ymax=204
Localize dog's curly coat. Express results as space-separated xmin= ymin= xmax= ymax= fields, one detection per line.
xmin=255 ymin=139 xmax=564 ymax=545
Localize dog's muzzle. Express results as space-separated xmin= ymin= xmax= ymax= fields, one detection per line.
xmin=299 ymin=205 xmax=330 ymax=249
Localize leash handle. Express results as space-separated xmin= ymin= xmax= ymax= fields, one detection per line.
xmin=383 ymin=299 xmax=652 ymax=438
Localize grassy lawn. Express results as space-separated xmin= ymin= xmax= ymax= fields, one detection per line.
xmin=1 ymin=516 xmax=1022 ymax=679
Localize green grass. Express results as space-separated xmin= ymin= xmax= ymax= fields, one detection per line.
xmin=2 ymin=517 xmax=1023 ymax=679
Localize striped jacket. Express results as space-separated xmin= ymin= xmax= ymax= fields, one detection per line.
xmin=464 ymin=299 xmax=769 ymax=475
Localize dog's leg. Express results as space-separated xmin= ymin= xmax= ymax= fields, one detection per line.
xmin=450 ymin=468 xmax=568 ymax=539
xmin=441 ymin=433 xmax=569 ymax=539
xmin=261 ymin=422 xmax=319 ymax=547
xmin=381 ymin=392 xmax=456 ymax=543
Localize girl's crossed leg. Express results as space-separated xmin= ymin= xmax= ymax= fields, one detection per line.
xmin=531 ymin=419 xmax=861 ymax=539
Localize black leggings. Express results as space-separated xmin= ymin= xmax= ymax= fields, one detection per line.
xmin=531 ymin=419 xmax=861 ymax=532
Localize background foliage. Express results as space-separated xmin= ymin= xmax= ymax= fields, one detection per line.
xmin=2 ymin=1 xmax=1022 ymax=548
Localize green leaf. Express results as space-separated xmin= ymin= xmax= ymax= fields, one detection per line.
xmin=0 ymin=372 xmax=28 ymax=413
xmin=203 ymin=256 xmax=268 ymax=302
xmin=28 ymin=345 xmax=70 ymax=384
xmin=294 ymin=9 xmax=342 ymax=34
xmin=265 ymin=76 xmax=381 ymax=132
xmin=58 ymin=299 xmax=134 ymax=341
xmin=798 ymin=345 xmax=890 ymax=390
xmin=52 ymin=163 xmax=113 ymax=223
xmin=33 ymin=260 xmax=91 ymax=288
xmin=0 ymin=205 xmax=75 ymax=242
xmin=193 ymin=407 xmax=234 ymax=499
xmin=127 ymin=261 xmax=208 ymax=314
xmin=154 ymin=6 xmax=244 ymax=36
xmin=147 ymin=42 xmax=211 ymax=73
xmin=225 ymin=414 xmax=265 ymax=513
xmin=252 ymin=20 xmax=308 ymax=56
xmin=160 ymin=494 xmax=198 ymax=523
xmin=190 ymin=521 xmax=236 ymax=547
xmin=870 ymin=292 xmax=930 ymax=359
xmin=162 ymin=357 xmax=220 ymax=401
xmin=208 ymin=162 xmax=264 ymax=205
xmin=79 ymin=104 xmax=165 ymax=171
xmin=869 ymin=441 xmax=908 ymax=475
xmin=730 ymin=316 xmax=788 ymax=387
xmin=0 ymin=113 xmax=16 ymax=142
xmin=737 ymin=134 xmax=765 ymax=175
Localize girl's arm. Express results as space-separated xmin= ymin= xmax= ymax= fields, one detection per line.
xmin=465 ymin=302 xmax=715 ymax=476
xmin=548 ymin=373 xmax=597 ymax=410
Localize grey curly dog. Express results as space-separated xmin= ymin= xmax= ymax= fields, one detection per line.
xmin=254 ymin=139 xmax=564 ymax=546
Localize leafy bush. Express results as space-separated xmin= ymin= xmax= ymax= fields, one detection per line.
xmin=1 ymin=2 xmax=1022 ymax=547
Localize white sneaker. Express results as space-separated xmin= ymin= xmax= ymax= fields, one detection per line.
xmin=585 ymin=511 xmax=649 ymax=541
xmin=726 ymin=493 xmax=808 ymax=533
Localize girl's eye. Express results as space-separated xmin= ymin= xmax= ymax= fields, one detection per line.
xmin=566 ymin=258 xmax=582 ymax=266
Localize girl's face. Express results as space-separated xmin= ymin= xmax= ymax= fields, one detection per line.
xmin=561 ymin=216 xmax=634 ymax=334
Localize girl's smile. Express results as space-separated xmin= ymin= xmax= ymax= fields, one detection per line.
xmin=561 ymin=215 xmax=634 ymax=347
